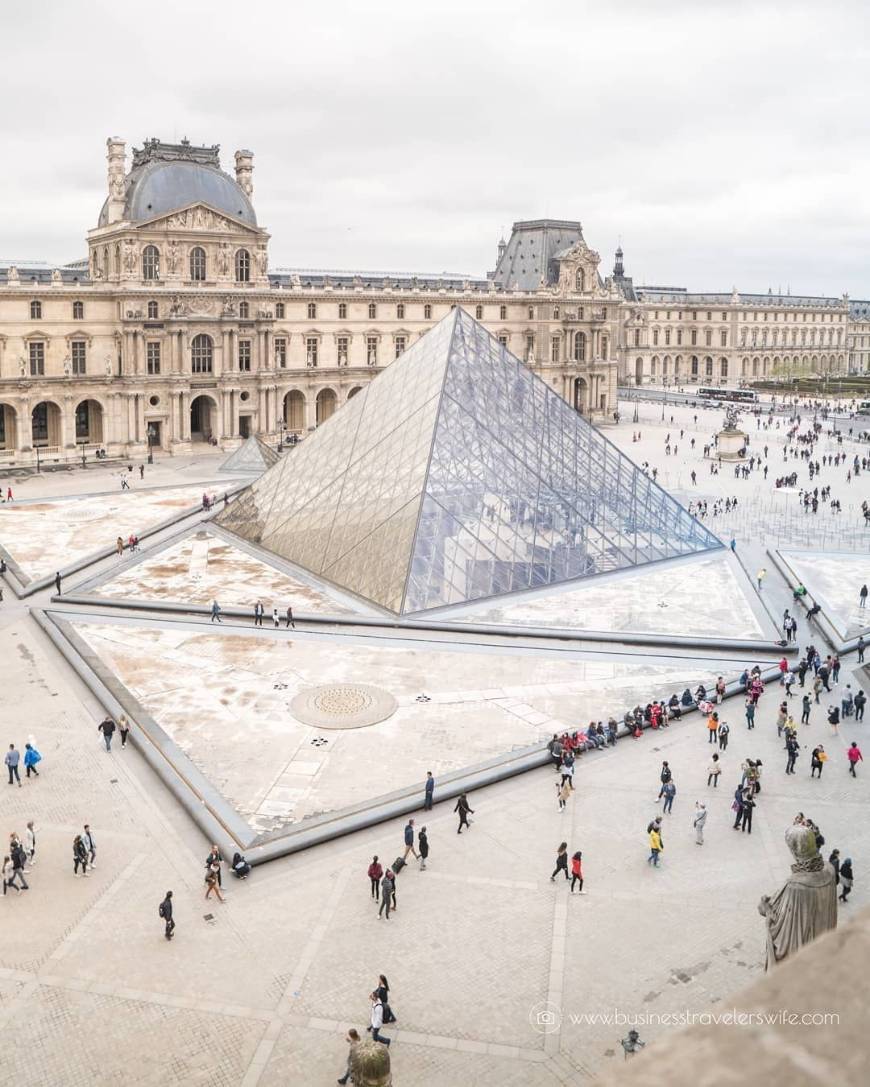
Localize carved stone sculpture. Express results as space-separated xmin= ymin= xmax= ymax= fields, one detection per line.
xmin=218 ymin=243 xmax=230 ymax=276
xmin=350 ymin=1040 xmax=391 ymax=1087
xmin=123 ymin=240 xmax=136 ymax=273
xmin=758 ymin=816 xmax=837 ymax=969
xmin=167 ymin=240 xmax=179 ymax=274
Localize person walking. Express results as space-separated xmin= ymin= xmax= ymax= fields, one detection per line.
xmin=55 ymin=571 xmax=62 ymax=595
xmin=454 ymin=792 xmax=474 ymax=834
xmin=369 ymin=991 xmax=391 ymax=1046
xmin=858 ymin=636 xmax=866 ymax=664
xmin=336 ymin=1028 xmax=361 ymax=1085
xmin=557 ymin=777 xmax=572 ymax=811
xmin=159 ymin=890 xmax=175 ymax=939
xmin=745 ymin=700 xmax=755 ymax=730
xmin=656 ymin=761 xmax=672 ymax=799
xmin=377 ymin=870 xmax=394 ymax=919
xmin=205 ymin=863 xmax=225 ymax=903
xmin=785 ymin=736 xmax=800 ymax=775
xmin=418 ymin=826 xmax=429 ymax=870
xmin=116 ymin=536 xmax=124 ymax=558
xmin=739 ymin=789 xmax=755 ymax=833
xmin=73 ymin=835 xmax=89 ymax=877
xmin=253 ymin=601 xmax=264 ymax=627
xmin=7 ymin=838 xmax=29 ymax=891
xmin=375 ymin=974 xmax=396 ymax=1025
xmin=731 ymin=785 xmax=744 ymax=829
xmin=810 ymin=745 xmax=826 ymax=778
xmin=118 ymin=715 xmax=130 ymax=748
xmin=648 ymin=824 xmax=663 ymax=867
xmin=848 ymin=742 xmax=863 ymax=777
xmin=718 ymin=721 xmax=730 ymax=751
xmin=570 ymin=851 xmax=585 ymax=894
xmin=25 ymin=821 xmax=36 ymax=867
xmin=662 ymin=779 xmax=676 ymax=815
xmin=707 ymin=753 xmax=721 ymax=787
xmin=839 ymin=858 xmax=854 ymax=903
xmin=97 ymin=716 xmax=116 ymax=752
xmin=23 ymin=743 xmax=41 ymax=778
xmin=367 ymin=855 xmax=382 ymax=900
xmin=83 ymin=825 xmax=96 ymax=868
xmin=423 ymin=770 xmax=434 ymax=811
xmin=285 ymin=605 xmax=295 ymax=629
xmin=205 ymin=845 xmax=223 ymax=887
xmin=5 ymin=743 xmax=21 ymax=786
xmin=1 ymin=854 xmax=10 ymax=895
xmin=860 ymin=584 xmax=868 ymax=609
xmin=693 ymin=802 xmax=707 ymax=845
xmin=756 ymin=567 xmax=767 ymax=591
xmin=402 ymin=819 xmax=419 ymax=862
xmin=210 ymin=600 xmax=222 ymax=623
xmin=550 ymin=842 xmax=569 ymax=882
xmin=855 ymin=690 xmax=866 ymax=722
xmin=801 ymin=694 xmax=811 ymax=725
xmin=272 ymin=607 xmax=280 ymax=628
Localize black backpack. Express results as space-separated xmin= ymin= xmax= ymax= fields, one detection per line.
xmin=11 ymin=843 xmax=25 ymax=867
xmin=158 ymin=901 xmax=166 ymax=918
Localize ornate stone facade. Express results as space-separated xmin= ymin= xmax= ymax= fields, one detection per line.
xmin=0 ymin=139 xmax=619 ymax=461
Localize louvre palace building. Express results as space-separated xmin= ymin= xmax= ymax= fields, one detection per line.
xmin=0 ymin=136 xmax=865 ymax=460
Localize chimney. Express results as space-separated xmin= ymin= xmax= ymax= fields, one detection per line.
xmin=235 ymin=149 xmax=254 ymax=197
xmin=106 ymin=137 xmax=127 ymax=224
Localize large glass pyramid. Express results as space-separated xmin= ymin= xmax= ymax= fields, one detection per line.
xmin=216 ymin=308 xmax=723 ymax=614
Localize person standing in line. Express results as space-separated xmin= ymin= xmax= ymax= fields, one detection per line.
xmin=739 ymin=789 xmax=755 ymax=834
xmin=454 ymin=792 xmax=474 ymax=834
xmin=118 ymin=715 xmax=130 ymax=749
xmin=378 ymin=870 xmax=394 ymax=919
xmin=73 ymin=835 xmax=89 ymax=877
xmin=418 ymin=826 xmax=429 ymax=870
xmin=159 ymin=890 xmax=175 ymax=939
xmin=801 ymin=694 xmax=812 ymax=725
xmin=707 ymin=753 xmax=721 ymax=787
xmin=785 ymin=736 xmax=800 ymax=775
xmin=718 ymin=721 xmax=730 ymax=751
xmin=423 ymin=770 xmax=434 ymax=811
xmin=336 ymin=1028 xmax=361 ymax=1085
xmin=55 ymin=571 xmax=62 ymax=595
xmin=25 ymin=821 xmax=36 ymax=867
xmin=693 ymin=802 xmax=707 ymax=845
xmin=5 ymin=743 xmax=21 ymax=787
xmin=285 ymin=605 xmax=295 ymax=629
xmin=210 ymin=600 xmax=222 ymax=623
xmin=732 ymin=785 xmax=744 ymax=829
xmin=367 ymin=855 xmax=382 ymax=900
xmin=272 ymin=607 xmax=280 ymax=628
xmin=570 ymin=851 xmax=585 ymax=894
xmin=97 ymin=716 xmax=116 ymax=752
xmin=550 ymin=842 xmax=569 ymax=882
xmin=848 ymin=742 xmax=863 ymax=777
xmin=860 ymin=584 xmax=868 ymax=610
xmin=23 ymin=743 xmax=41 ymax=778
xmin=82 ymin=825 xmax=96 ymax=868
xmin=369 ymin=991 xmax=391 ymax=1046
xmin=253 ymin=601 xmax=264 ymax=627
xmin=839 ymin=858 xmax=854 ymax=903
xmin=662 ymin=779 xmax=676 ymax=815
xmin=402 ymin=819 xmax=419 ymax=862
xmin=648 ymin=824 xmax=663 ymax=867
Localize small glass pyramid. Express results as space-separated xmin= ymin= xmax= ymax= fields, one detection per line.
xmin=220 ymin=435 xmax=281 ymax=475
xmin=216 ymin=309 xmax=723 ymax=613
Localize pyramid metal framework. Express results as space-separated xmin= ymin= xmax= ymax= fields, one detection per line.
xmin=220 ymin=435 xmax=280 ymax=475
xmin=216 ymin=309 xmax=723 ymax=614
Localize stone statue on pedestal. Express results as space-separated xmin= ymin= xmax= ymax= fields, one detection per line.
xmin=350 ymin=1040 xmax=392 ymax=1087
xmin=758 ymin=815 xmax=837 ymax=970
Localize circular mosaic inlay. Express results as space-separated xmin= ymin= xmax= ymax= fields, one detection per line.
xmin=64 ymin=506 xmax=103 ymax=523
xmin=290 ymin=683 xmax=397 ymax=730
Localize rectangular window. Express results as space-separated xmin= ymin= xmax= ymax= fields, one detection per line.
xmin=396 ymin=303 xmax=405 ymax=319
xmin=366 ymin=336 xmax=378 ymax=366
xmin=71 ymin=341 xmax=87 ymax=375
xmin=664 ymin=329 xmax=671 ymax=346
xmin=525 ymin=334 xmax=535 ymax=360
xmin=551 ymin=336 xmax=560 ymax=362
xmin=338 ymin=302 xmax=347 ymax=319
xmin=720 ymin=330 xmax=727 ymax=346
xmin=677 ymin=329 xmax=683 ymax=345
xmin=424 ymin=304 xmax=432 ymax=319
xmin=652 ymin=330 xmax=659 ymax=346
xmin=705 ymin=330 xmax=712 ymax=346
xmin=499 ymin=305 xmax=507 ymax=320
xmin=238 ymin=339 xmax=251 ymax=371
xmin=29 ymin=342 xmax=45 ymax=376
xmin=634 ymin=329 xmax=641 ymax=347
xmin=274 ymin=337 xmax=287 ymax=368
xmin=394 ymin=336 xmax=406 ymax=358
xmin=498 ymin=334 xmax=509 ymax=347
xmin=691 ymin=330 xmax=698 ymax=346
xmin=146 ymin=342 xmax=161 ymax=374
xmin=275 ymin=302 xmax=285 ymax=318
xmin=306 ymin=337 xmax=318 ymax=366
xmin=337 ymin=336 xmax=349 ymax=365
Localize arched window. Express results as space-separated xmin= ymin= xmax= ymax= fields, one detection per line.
xmin=573 ymin=332 xmax=586 ymax=362
xmin=190 ymin=246 xmax=206 ymax=281
xmin=424 ymin=304 xmax=432 ymax=319
xmin=30 ymin=300 xmax=42 ymax=319
xmin=147 ymin=300 xmax=158 ymax=319
xmin=307 ymin=302 xmax=317 ymax=319
xmin=528 ymin=305 xmax=535 ymax=319
xmin=368 ymin=302 xmax=377 ymax=319
xmin=235 ymin=249 xmax=250 ymax=282
xmin=475 ymin=305 xmax=483 ymax=319
xmin=142 ymin=245 xmax=160 ymax=280
xmin=553 ymin=306 xmax=560 ymax=320
xmin=239 ymin=301 xmax=249 ymax=319
xmin=575 ymin=269 xmax=585 ymax=291
xmin=338 ymin=302 xmax=347 ymax=319
xmin=191 ymin=334 xmax=213 ymax=374
xmin=72 ymin=300 xmax=84 ymax=319
xmin=499 ymin=304 xmax=507 ymax=320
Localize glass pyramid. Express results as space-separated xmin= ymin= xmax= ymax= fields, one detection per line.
xmin=220 ymin=435 xmax=280 ymax=475
xmin=216 ymin=308 xmax=723 ymax=614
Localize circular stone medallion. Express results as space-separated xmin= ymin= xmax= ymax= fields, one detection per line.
xmin=290 ymin=683 xmax=398 ymax=729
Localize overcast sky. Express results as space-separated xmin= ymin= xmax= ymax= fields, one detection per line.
xmin=2 ymin=0 xmax=869 ymax=296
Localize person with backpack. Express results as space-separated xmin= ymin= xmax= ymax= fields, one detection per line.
xmin=21 ymin=742 xmax=41 ymax=779
xmin=656 ymin=761 xmax=672 ymax=799
xmin=82 ymin=825 xmax=96 ymax=868
xmin=418 ymin=826 xmax=429 ymax=871
xmin=367 ymin=855 xmax=383 ymax=900
xmin=369 ymin=991 xmax=391 ymax=1046
xmin=839 ymin=858 xmax=854 ymax=902
xmin=73 ymin=835 xmax=89 ymax=877
xmin=661 ymin=780 xmax=676 ymax=815
xmin=375 ymin=975 xmax=396 ymax=1025
xmin=7 ymin=837 xmax=29 ymax=891
xmin=159 ymin=891 xmax=175 ymax=939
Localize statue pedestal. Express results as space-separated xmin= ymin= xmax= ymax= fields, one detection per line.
xmin=717 ymin=428 xmax=747 ymax=460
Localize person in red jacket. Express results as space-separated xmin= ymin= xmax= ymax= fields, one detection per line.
xmin=367 ymin=855 xmax=383 ymax=900
xmin=570 ymin=851 xmax=585 ymax=894
xmin=848 ymin=742 xmax=864 ymax=778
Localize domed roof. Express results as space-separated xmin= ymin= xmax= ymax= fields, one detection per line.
xmin=98 ymin=139 xmax=256 ymax=227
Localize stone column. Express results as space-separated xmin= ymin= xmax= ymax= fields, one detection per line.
xmin=63 ymin=395 xmax=76 ymax=449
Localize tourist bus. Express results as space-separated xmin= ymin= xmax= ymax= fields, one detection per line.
xmin=697 ymin=387 xmax=759 ymax=405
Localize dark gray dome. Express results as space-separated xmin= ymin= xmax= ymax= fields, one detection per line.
xmin=98 ymin=159 xmax=256 ymax=227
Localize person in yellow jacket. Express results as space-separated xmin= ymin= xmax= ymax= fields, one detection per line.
xmin=648 ymin=826 xmax=663 ymax=867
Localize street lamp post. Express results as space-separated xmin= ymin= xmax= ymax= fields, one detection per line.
xmin=79 ymin=441 xmax=86 ymax=468
xmin=146 ymin=424 xmax=155 ymax=465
